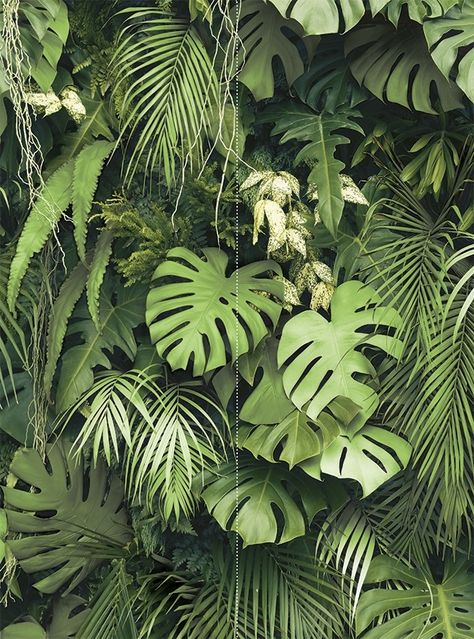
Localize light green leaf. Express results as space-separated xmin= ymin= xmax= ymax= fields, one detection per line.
xmin=357 ymin=555 xmax=473 ymax=639
xmin=270 ymin=0 xmax=365 ymax=34
xmin=278 ymin=280 xmax=402 ymax=422
xmin=86 ymin=230 xmax=114 ymax=329
xmin=146 ymin=247 xmax=282 ymax=376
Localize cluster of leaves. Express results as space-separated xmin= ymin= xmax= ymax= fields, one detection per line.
xmin=0 ymin=0 xmax=472 ymax=638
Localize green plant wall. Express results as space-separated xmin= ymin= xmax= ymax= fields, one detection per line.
xmin=0 ymin=0 xmax=472 ymax=637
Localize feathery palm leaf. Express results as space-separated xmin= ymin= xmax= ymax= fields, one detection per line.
xmin=112 ymin=9 xmax=218 ymax=187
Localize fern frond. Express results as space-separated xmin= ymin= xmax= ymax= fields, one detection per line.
xmin=44 ymin=259 xmax=89 ymax=396
xmin=87 ymin=230 xmax=114 ymax=329
xmin=72 ymin=140 xmax=115 ymax=261
xmin=7 ymin=160 xmax=74 ymax=311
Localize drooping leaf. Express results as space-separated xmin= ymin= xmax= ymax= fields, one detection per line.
xmin=3 ymin=441 xmax=131 ymax=594
xmin=424 ymin=0 xmax=474 ymax=102
xmin=146 ymin=247 xmax=282 ymax=376
xmin=239 ymin=0 xmax=311 ymax=100
xmin=72 ymin=141 xmax=114 ymax=262
xmin=56 ymin=281 xmax=145 ymax=412
xmin=269 ymin=0 xmax=365 ymax=34
xmin=7 ymin=160 xmax=74 ymax=311
xmin=357 ymin=555 xmax=474 ymax=639
xmin=199 ymin=458 xmax=335 ymax=545
xmin=261 ymin=104 xmax=363 ymax=236
xmin=278 ymin=280 xmax=402 ymax=422
xmin=345 ymin=22 xmax=463 ymax=113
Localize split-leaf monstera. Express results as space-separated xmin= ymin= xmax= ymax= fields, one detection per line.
xmin=357 ymin=555 xmax=474 ymax=639
xmin=2 ymin=442 xmax=131 ymax=594
xmin=278 ymin=280 xmax=402 ymax=422
xmin=146 ymin=247 xmax=283 ymax=376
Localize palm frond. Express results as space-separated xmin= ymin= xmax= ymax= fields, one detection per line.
xmin=112 ymin=9 xmax=219 ymax=187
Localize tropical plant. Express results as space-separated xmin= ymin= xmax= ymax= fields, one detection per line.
xmin=0 ymin=0 xmax=472 ymax=637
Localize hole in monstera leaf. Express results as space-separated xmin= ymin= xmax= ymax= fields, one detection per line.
xmin=82 ymin=469 xmax=90 ymax=500
xmin=35 ymin=509 xmax=57 ymax=519
xmin=457 ymin=623 xmax=471 ymax=630
xmin=339 ymin=446 xmax=348 ymax=474
xmin=454 ymin=592 xmax=464 ymax=597
xmin=364 ymin=433 xmax=405 ymax=468
xmin=454 ymin=606 xmax=469 ymax=613
xmin=362 ymin=448 xmax=387 ymax=473
xmin=219 ymin=297 xmax=229 ymax=305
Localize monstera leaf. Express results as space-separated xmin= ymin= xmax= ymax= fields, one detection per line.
xmin=357 ymin=555 xmax=473 ymax=638
xmin=278 ymin=281 xmax=402 ymax=422
xmin=345 ymin=23 xmax=463 ymax=113
xmin=241 ymin=409 xmax=333 ymax=467
xmin=0 ymin=595 xmax=89 ymax=639
xmin=199 ymin=458 xmax=338 ymax=545
xmin=239 ymin=0 xmax=311 ymax=100
xmin=308 ymin=425 xmax=412 ymax=495
xmin=424 ymin=0 xmax=474 ymax=102
xmin=2 ymin=441 xmax=131 ymax=594
xmin=270 ymin=0 xmax=365 ymax=34
xmin=146 ymin=248 xmax=282 ymax=376
xmin=261 ymin=104 xmax=363 ymax=236
xmin=240 ymin=338 xmax=294 ymax=425
xmin=369 ymin=0 xmax=461 ymax=25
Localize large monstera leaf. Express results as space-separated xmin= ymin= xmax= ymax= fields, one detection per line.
xmin=345 ymin=23 xmax=463 ymax=113
xmin=357 ymin=556 xmax=473 ymax=639
xmin=369 ymin=0 xmax=461 ymax=25
xmin=146 ymin=248 xmax=283 ymax=376
xmin=424 ymin=0 xmax=474 ymax=102
xmin=240 ymin=338 xmax=294 ymax=425
xmin=278 ymin=281 xmax=402 ymax=422
xmin=304 ymin=425 xmax=412 ymax=496
xmin=2 ymin=442 xmax=131 ymax=594
xmin=239 ymin=0 xmax=311 ymax=100
xmin=270 ymin=0 xmax=365 ymax=34
xmin=261 ymin=104 xmax=363 ymax=236
xmin=199 ymin=458 xmax=339 ymax=546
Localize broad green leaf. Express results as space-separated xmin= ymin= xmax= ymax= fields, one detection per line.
xmin=0 ymin=621 xmax=45 ymax=639
xmin=261 ymin=104 xmax=363 ymax=236
xmin=239 ymin=0 xmax=309 ymax=100
xmin=7 ymin=160 xmax=74 ymax=311
xmin=278 ymin=281 xmax=402 ymax=421
xmin=146 ymin=247 xmax=282 ymax=376
xmin=240 ymin=338 xmax=294 ymax=425
xmin=369 ymin=0 xmax=461 ymax=25
xmin=56 ymin=281 xmax=145 ymax=412
xmin=3 ymin=441 xmax=131 ymax=594
xmin=424 ymin=0 xmax=474 ymax=102
xmin=318 ymin=425 xmax=412 ymax=495
xmin=345 ymin=23 xmax=463 ymax=113
xmin=200 ymin=459 xmax=331 ymax=545
xmin=357 ymin=555 xmax=473 ymax=639
xmin=270 ymin=0 xmax=365 ymax=34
